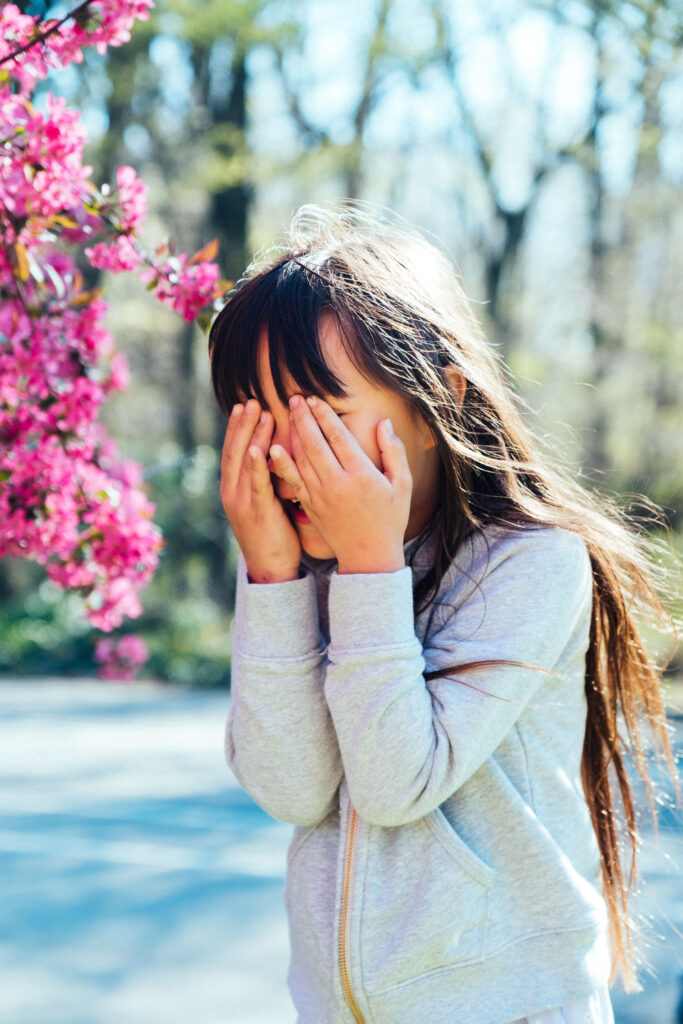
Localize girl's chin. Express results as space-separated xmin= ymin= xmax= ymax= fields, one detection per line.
xmin=299 ymin=530 xmax=336 ymax=561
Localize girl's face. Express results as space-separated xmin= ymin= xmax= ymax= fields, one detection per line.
xmin=254 ymin=313 xmax=442 ymax=560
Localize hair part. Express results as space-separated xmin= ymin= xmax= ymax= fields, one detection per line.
xmin=209 ymin=201 xmax=681 ymax=990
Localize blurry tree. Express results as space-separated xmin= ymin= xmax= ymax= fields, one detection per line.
xmin=59 ymin=1 xmax=286 ymax=615
xmin=1 ymin=0 xmax=680 ymax=681
xmin=431 ymin=0 xmax=575 ymax=335
xmin=0 ymin=0 xmax=227 ymax=678
xmin=419 ymin=0 xmax=683 ymax=522
xmin=544 ymin=0 xmax=683 ymax=510
xmin=69 ymin=0 xmax=434 ymax=614
xmin=270 ymin=0 xmax=397 ymax=198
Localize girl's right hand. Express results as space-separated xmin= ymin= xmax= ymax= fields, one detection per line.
xmin=220 ymin=399 xmax=302 ymax=584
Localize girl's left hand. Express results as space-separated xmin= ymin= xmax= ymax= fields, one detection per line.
xmin=270 ymin=395 xmax=412 ymax=574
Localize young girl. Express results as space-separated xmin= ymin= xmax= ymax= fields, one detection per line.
xmin=209 ymin=203 xmax=678 ymax=1024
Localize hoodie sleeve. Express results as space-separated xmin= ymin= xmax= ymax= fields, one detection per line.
xmin=225 ymin=552 xmax=343 ymax=826
xmin=323 ymin=526 xmax=593 ymax=827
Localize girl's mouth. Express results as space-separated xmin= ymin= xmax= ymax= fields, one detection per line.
xmin=289 ymin=500 xmax=311 ymax=524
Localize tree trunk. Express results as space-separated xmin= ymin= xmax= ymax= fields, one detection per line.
xmin=196 ymin=47 xmax=252 ymax=603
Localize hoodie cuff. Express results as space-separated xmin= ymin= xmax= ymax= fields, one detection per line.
xmin=236 ymin=557 xmax=322 ymax=658
xmin=327 ymin=566 xmax=415 ymax=650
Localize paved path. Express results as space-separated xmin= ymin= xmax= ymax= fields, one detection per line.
xmin=1 ymin=680 xmax=681 ymax=1024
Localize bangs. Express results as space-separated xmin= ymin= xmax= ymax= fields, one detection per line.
xmin=209 ymin=258 xmax=358 ymax=416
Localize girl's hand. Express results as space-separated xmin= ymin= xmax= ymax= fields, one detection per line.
xmin=220 ymin=399 xmax=302 ymax=583
xmin=270 ymin=395 xmax=411 ymax=574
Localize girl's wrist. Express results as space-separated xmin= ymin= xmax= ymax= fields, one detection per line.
xmin=246 ymin=566 xmax=304 ymax=584
xmin=337 ymin=554 xmax=405 ymax=576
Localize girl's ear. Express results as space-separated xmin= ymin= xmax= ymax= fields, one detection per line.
xmin=421 ymin=365 xmax=467 ymax=452
xmin=443 ymin=364 xmax=467 ymax=409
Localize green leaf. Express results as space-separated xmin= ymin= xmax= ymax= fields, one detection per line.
xmin=195 ymin=309 xmax=213 ymax=333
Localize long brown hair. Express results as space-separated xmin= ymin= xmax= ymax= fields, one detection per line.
xmin=209 ymin=201 xmax=680 ymax=990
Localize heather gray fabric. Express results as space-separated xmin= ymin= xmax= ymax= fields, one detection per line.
xmin=226 ymin=523 xmax=611 ymax=1024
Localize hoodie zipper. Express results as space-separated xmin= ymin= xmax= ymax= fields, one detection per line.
xmin=339 ymin=804 xmax=365 ymax=1024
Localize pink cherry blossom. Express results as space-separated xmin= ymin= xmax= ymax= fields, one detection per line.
xmin=94 ymin=633 xmax=149 ymax=681
xmin=115 ymin=165 xmax=148 ymax=231
xmin=142 ymin=255 xmax=222 ymax=322
xmin=1 ymin=1 xmax=224 ymax=675
xmin=86 ymin=235 xmax=142 ymax=271
xmin=0 ymin=3 xmax=154 ymax=92
xmin=107 ymin=353 xmax=131 ymax=393
xmin=0 ymin=91 xmax=91 ymax=224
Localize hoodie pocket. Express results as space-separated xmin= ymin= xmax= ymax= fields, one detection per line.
xmin=361 ymin=805 xmax=496 ymax=994
xmin=425 ymin=806 xmax=496 ymax=888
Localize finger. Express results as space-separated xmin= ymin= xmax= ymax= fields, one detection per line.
xmin=305 ymin=396 xmax=365 ymax=472
xmin=269 ymin=442 xmax=310 ymax=505
xmin=289 ymin=396 xmax=340 ymax=482
xmin=252 ymin=408 xmax=274 ymax=454
xmin=220 ymin=403 xmax=246 ymax=490
xmin=221 ymin=403 xmax=244 ymax=455
xmin=248 ymin=445 xmax=274 ymax=500
xmin=377 ymin=418 xmax=412 ymax=492
xmin=225 ymin=399 xmax=262 ymax=487
xmin=289 ymin=414 xmax=321 ymax=493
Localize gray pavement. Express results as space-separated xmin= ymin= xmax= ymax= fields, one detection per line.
xmin=0 ymin=679 xmax=681 ymax=1024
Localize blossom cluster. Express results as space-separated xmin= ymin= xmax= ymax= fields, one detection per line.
xmin=1 ymin=77 xmax=223 ymax=319
xmin=0 ymin=1 xmax=154 ymax=93
xmin=142 ymin=245 xmax=222 ymax=322
xmin=0 ymin=249 xmax=163 ymax=630
xmin=0 ymin=2 xmax=229 ymax=655
xmin=1 ymin=91 xmax=91 ymax=229
xmin=94 ymin=634 xmax=149 ymax=681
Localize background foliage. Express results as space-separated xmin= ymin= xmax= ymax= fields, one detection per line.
xmin=1 ymin=0 xmax=681 ymax=685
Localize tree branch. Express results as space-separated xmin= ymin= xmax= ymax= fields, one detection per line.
xmin=353 ymin=0 xmax=392 ymax=139
xmin=271 ymin=45 xmax=326 ymax=146
xmin=0 ymin=0 xmax=96 ymax=67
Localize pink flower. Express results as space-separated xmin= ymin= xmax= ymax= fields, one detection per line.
xmin=116 ymin=165 xmax=147 ymax=231
xmin=117 ymin=633 xmax=148 ymax=665
xmin=0 ymin=3 xmax=154 ymax=92
xmin=0 ymin=6 xmax=52 ymax=92
xmin=0 ymin=0 xmax=223 ymax=644
xmin=0 ymin=91 xmax=92 ymax=227
xmin=86 ymin=235 xmax=142 ymax=271
xmin=143 ymin=255 xmax=222 ymax=322
xmin=94 ymin=632 xmax=149 ymax=681
xmin=107 ymin=353 xmax=130 ymax=392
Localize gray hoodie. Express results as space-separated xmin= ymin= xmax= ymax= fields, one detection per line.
xmin=226 ymin=522 xmax=611 ymax=1024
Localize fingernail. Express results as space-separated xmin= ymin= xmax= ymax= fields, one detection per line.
xmin=385 ymin=418 xmax=394 ymax=435
xmin=259 ymin=411 xmax=268 ymax=425
xmin=269 ymin=446 xmax=281 ymax=459
xmin=289 ymin=395 xmax=301 ymax=409
xmin=306 ymin=395 xmax=317 ymax=408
